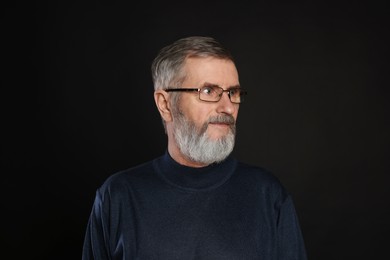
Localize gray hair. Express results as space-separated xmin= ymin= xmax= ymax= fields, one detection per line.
xmin=151 ymin=36 xmax=235 ymax=91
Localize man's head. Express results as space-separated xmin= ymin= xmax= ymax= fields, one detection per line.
xmin=152 ymin=36 xmax=244 ymax=167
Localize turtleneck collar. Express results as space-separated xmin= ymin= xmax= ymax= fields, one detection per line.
xmin=153 ymin=150 xmax=237 ymax=192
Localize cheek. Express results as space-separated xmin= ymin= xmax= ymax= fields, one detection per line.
xmin=196 ymin=109 xmax=214 ymax=126
xmin=191 ymin=115 xmax=209 ymax=129
xmin=233 ymin=106 xmax=240 ymax=120
xmin=184 ymin=104 xmax=210 ymax=123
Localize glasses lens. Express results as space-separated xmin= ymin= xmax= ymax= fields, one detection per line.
xmin=199 ymin=86 xmax=221 ymax=102
xmin=198 ymin=86 xmax=245 ymax=103
xmin=229 ymin=88 xmax=244 ymax=103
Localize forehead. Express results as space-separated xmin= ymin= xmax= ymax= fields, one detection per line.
xmin=182 ymin=57 xmax=239 ymax=87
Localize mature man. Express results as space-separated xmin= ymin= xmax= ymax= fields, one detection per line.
xmin=82 ymin=36 xmax=307 ymax=259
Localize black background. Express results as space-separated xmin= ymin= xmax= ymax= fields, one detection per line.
xmin=3 ymin=1 xmax=389 ymax=259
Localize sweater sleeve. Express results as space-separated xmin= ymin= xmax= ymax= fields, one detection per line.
xmin=82 ymin=189 xmax=111 ymax=260
xmin=276 ymin=193 xmax=308 ymax=260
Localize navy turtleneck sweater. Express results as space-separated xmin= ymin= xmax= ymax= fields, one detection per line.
xmin=82 ymin=152 xmax=307 ymax=259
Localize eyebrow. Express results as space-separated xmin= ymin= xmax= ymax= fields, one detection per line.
xmin=202 ymin=82 xmax=241 ymax=89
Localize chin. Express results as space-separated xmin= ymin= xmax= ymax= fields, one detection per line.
xmin=207 ymin=129 xmax=231 ymax=140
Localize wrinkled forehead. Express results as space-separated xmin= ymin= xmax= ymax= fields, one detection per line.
xmin=182 ymin=57 xmax=239 ymax=87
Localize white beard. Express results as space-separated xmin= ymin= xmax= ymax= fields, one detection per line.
xmin=172 ymin=109 xmax=236 ymax=165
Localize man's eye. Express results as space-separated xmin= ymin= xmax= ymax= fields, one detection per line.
xmin=229 ymin=89 xmax=238 ymax=96
xmin=201 ymin=86 xmax=214 ymax=95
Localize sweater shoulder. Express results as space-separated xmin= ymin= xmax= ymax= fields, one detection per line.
xmin=98 ymin=158 xmax=157 ymax=195
xmin=234 ymin=161 xmax=288 ymax=196
xmin=236 ymin=161 xmax=281 ymax=183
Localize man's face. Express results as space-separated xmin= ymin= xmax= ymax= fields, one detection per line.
xmin=171 ymin=57 xmax=240 ymax=164
xmin=176 ymin=57 xmax=239 ymax=138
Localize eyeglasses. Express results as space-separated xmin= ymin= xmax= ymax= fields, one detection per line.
xmin=164 ymin=85 xmax=247 ymax=104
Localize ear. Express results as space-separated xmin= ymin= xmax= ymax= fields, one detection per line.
xmin=154 ymin=90 xmax=173 ymax=123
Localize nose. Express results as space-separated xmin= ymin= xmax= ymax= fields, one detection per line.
xmin=216 ymin=91 xmax=237 ymax=115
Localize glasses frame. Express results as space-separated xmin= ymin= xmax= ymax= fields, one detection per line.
xmin=164 ymin=86 xmax=247 ymax=104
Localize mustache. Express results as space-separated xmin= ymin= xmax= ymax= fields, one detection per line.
xmin=195 ymin=114 xmax=236 ymax=135
xmin=207 ymin=115 xmax=235 ymax=125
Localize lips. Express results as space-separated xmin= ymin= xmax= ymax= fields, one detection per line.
xmin=208 ymin=121 xmax=235 ymax=134
xmin=209 ymin=122 xmax=231 ymax=126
